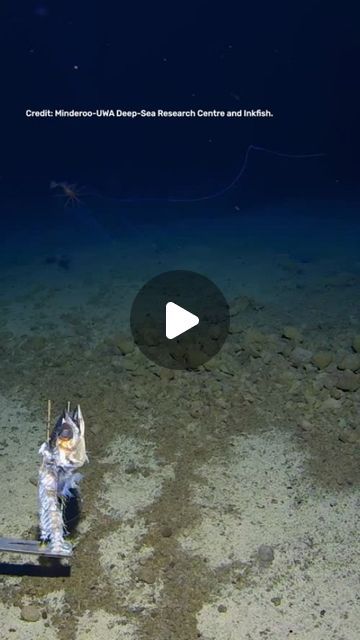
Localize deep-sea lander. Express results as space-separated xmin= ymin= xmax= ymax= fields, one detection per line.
xmin=0 ymin=402 xmax=88 ymax=559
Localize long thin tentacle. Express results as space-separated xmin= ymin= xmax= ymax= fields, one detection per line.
xmin=95 ymin=145 xmax=325 ymax=205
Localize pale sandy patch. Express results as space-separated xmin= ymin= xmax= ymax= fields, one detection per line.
xmin=178 ymin=430 xmax=360 ymax=639
xmin=0 ymin=602 xmax=58 ymax=640
xmin=75 ymin=609 xmax=138 ymax=640
xmin=98 ymin=434 xmax=174 ymax=520
xmin=99 ymin=517 xmax=163 ymax=612
xmin=0 ymin=394 xmax=44 ymax=538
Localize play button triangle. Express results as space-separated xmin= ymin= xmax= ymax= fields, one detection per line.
xmin=166 ymin=302 xmax=199 ymax=340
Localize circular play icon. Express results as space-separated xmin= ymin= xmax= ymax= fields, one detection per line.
xmin=130 ymin=270 xmax=229 ymax=370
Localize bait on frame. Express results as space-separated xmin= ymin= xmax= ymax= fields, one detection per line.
xmin=0 ymin=401 xmax=88 ymax=560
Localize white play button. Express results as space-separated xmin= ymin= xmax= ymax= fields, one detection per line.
xmin=130 ymin=270 xmax=230 ymax=369
xmin=166 ymin=302 xmax=199 ymax=340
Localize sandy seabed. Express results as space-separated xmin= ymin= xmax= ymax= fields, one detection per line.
xmin=0 ymin=201 xmax=359 ymax=639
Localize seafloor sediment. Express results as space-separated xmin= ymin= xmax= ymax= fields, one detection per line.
xmin=0 ymin=207 xmax=359 ymax=639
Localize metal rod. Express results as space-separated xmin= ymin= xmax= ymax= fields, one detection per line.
xmin=46 ymin=399 xmax=51 ymax=442
xmin=0 ymin=536 xmax=72 ymax=558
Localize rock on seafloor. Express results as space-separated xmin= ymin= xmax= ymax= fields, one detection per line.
xmin=312 ymin=351 xmax=333 ymax=370
xmin=333 ymin=370 xmax=360 ymax=392
xmin=290 ymin=346 xmax=313 ymax=367
xmin=257 ymin=544 xmax=275 ymax=564
xmin=20 ymin=605 xmax=42 ymax=622
xmin=338 ymin=353 xmax=360 ymax=372
xmin=282 ymin=326 xmax=302 ymax=342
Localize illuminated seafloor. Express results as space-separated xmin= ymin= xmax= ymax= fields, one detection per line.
xmin=0 ymin=192 xmax=359 ymax=640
